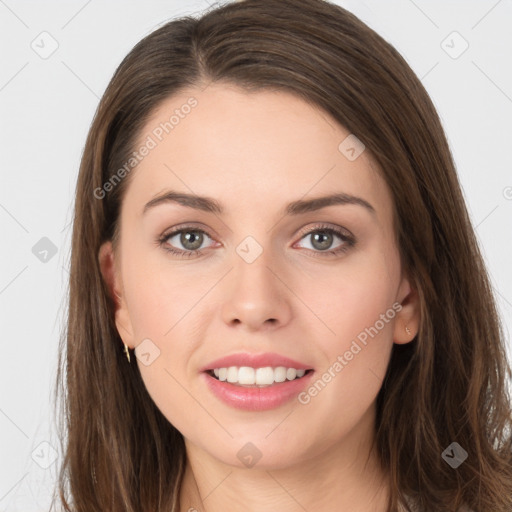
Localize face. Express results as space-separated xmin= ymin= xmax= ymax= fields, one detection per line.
xmin=99 ymin=83 xmax=419 ymax=470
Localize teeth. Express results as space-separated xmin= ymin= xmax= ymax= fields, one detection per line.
xmin=238 ymin=367 xmax=255 ymax=385
xmin=286 ymin=368 xmax=297 ymax=380
xmin=256 ymin=366 xmax=274 ymax=384
xmin=209 ymin=366 xmax=309 ymax=386
xmin=274 ymin=367 xmax=287 ymax=383
xmin=227 ymin=367 xmax=238 ymax=383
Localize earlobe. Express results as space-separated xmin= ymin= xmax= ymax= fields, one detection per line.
xmin=393 ymin=275 xmax=421 ymax=344
xmin=98 ymin=241 xmax=135 ymax=348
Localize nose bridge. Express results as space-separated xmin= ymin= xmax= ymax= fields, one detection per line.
xmin=232 ymin=231 xmax=279 ymax=294
xmin=219 ymin=229 xmax=292 ymax=329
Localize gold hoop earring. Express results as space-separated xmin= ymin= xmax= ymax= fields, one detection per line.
xmin=123 ymin=343 xmax=131 ymax=363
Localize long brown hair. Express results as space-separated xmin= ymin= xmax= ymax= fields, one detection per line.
xmin=52 ymin=0 xmax=512 ymax=510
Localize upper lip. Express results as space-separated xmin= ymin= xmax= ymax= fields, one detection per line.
xmin=200 ymin=352 xmax=313 ymax=372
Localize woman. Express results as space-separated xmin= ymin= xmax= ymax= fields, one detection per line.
xmin=52 ymin=0 xmax=512 ymax=510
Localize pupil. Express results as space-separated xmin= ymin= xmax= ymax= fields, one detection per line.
xmin=313 ymin=231 xmax=332 ymax=250
xmin=182 ymin=231 xmax=202 ymax=250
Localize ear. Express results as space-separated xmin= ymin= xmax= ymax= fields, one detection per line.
xmin=393 ymin=273 xmax=421 ymax=344
xmin=98 ymin=240 xmax=135 ymax=349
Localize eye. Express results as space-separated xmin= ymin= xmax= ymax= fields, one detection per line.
xmin=157 ymin=223 xmax=356 ymax=259
xmin=157 ymin=226 xmax=216 ymax=258
xmin=294 ymin=224 xmax=356 ymax=257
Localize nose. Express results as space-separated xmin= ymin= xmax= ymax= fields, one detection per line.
xmin=220 ymin=243 xmax=292 ymax=332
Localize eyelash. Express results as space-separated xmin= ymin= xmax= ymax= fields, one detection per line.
xmin=157 ymin=223 xmax=356 ymax=259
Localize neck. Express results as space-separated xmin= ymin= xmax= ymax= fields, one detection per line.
xmin=178 ymin=407 xmax=390 ymax=512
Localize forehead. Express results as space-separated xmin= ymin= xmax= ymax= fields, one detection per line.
xmin=122 ymin=83 xmax=390 ymax=220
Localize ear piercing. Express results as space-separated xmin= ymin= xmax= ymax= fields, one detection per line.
xmin=405 ymin=326 xmax=412 ymax=336
xmin=112 ymin=291 xmax=131 ymax=363
xmin=123 ymin=343 xmax=131 ymax=363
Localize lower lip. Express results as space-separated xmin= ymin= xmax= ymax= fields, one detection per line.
xmin=202 ymin=371 xmax=314 ymax=411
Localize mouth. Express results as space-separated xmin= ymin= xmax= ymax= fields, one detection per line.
xmin=205 ymin=366 xmax=314 ymax=388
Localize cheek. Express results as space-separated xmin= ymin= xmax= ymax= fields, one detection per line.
xmin=297 ymin=244 xmax=399 ymax=411
xmin=120 ymin=249 xmax=209 ymax=429
xmin=120 ymin=245 xmax=223 ymax=390
xmin=121 ymin=243 xmax=209 ymax=341
xmin=303 ymin=244 xmax=399 ymax=348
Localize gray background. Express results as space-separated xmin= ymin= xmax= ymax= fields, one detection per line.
xmin=1 ymin=0 xmax=511 ymax=510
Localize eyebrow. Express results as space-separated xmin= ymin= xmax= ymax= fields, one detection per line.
xmin=142 ymin=190 xmax=376 ymax=217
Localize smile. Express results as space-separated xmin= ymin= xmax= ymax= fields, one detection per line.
xmin=203 ymin=368 xmax=315 ymax=411
xmin=208 ymin=366 xmax=311 ymax=387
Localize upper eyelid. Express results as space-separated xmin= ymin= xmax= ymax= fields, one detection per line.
xmin=296 ymin=223 xmax=352 ymax=238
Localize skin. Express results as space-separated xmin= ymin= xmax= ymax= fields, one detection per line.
xmin=99 ymin=82 xmax=420 ymax=512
